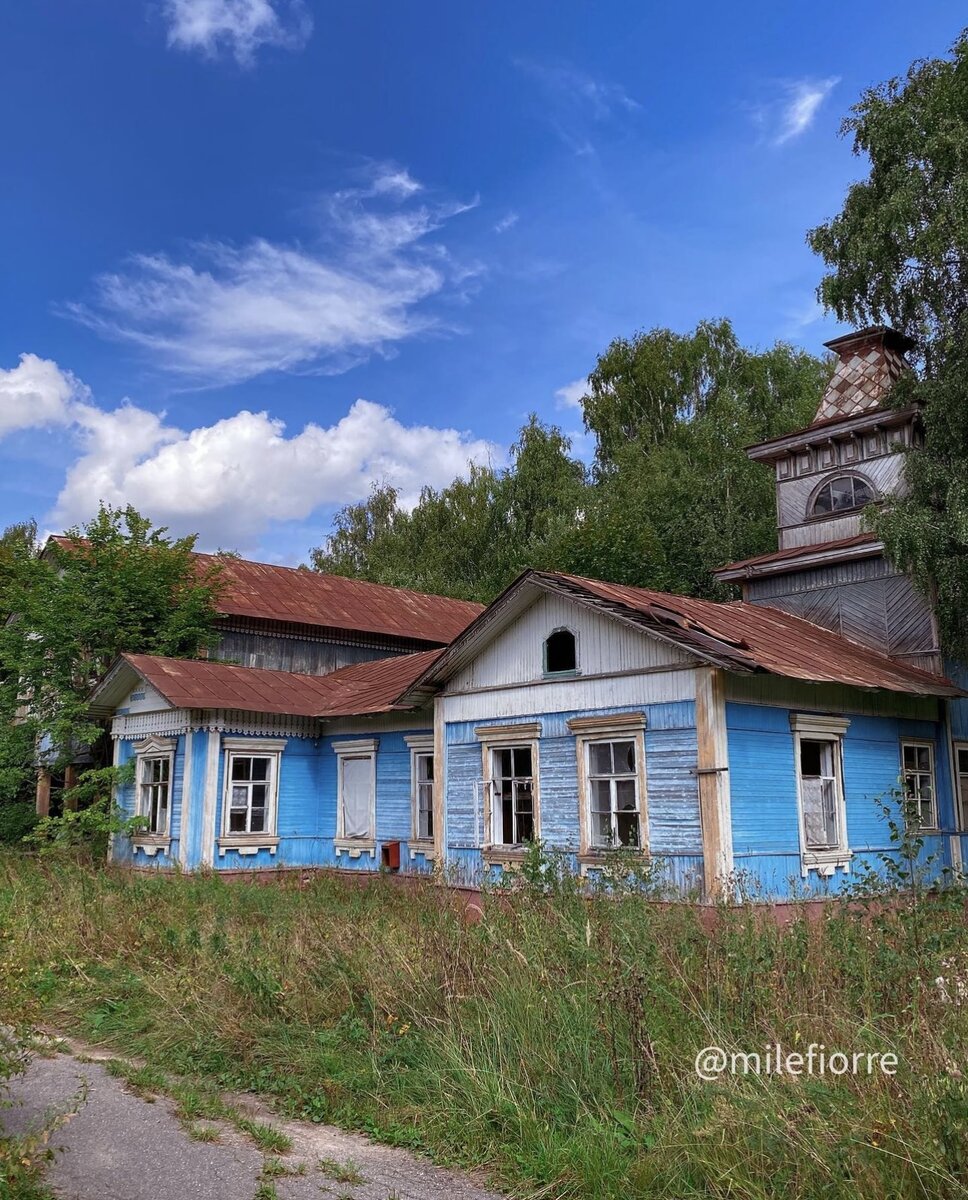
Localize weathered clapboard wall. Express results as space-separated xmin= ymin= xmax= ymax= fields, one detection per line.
xmin=774 ymin=425 xmax=911 ymax=550
xmin=212 ymin=618 xmax=427 ymax=675
xmin=744 ymin=556 xmax=939 ymax=667
xmin=444 ymin=590 xmax=694 ymax=694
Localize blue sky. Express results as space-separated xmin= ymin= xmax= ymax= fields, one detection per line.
xmin=0 ymin=1 xmax=964 ymax=562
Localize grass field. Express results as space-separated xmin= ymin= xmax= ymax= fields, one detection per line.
xmin=1 ymin=853 xmax=967 ymax=1199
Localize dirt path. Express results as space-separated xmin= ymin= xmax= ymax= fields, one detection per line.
xmin=1 ymin=1037 xmax=504 ymax=1200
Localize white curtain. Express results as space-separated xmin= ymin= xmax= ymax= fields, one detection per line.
xmin=342 ymin=756 xmax=372 ymax=838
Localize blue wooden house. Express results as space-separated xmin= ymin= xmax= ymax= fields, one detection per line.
xmin=90 ymin=327 xmax=968 ymax=899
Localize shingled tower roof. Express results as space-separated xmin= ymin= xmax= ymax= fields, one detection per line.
xmin=814 ymin=326 xmax=914 ymax=423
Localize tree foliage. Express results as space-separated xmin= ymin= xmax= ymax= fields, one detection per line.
xmin=0 ymin=504 xmax=223 ymax=810
xmin=808 ymin=29 xmax=968 ymax=657
xmin=312 ymin=321 xmax=827 ymax=602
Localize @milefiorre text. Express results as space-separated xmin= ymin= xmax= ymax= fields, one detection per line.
xmin=695 ymin=1044 xmax=898 ymax=1081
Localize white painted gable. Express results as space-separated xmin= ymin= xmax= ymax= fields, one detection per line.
xmin=120 ymin=681 xmax=172 ymax=715
xmin=445 ymin=589 xmax=693 ymax=693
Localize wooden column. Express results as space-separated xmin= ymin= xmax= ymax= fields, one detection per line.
xmin=63 ymin=764 xmax=79 ymax=811
xmin=35 ymin=769 xmax=51 ymax=817
xmin=695 ymin=667 xmax=734 ymax=901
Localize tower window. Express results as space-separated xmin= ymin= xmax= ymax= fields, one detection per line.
xmin=811 ymin=475 xmax=875 ymax=517
xmin=544 ymin=628 xmax=577 ymax=674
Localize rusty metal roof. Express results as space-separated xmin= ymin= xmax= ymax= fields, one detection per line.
xmin=541 ymin=572 xmax=960 ymax=696
xmin=115 ymin=650 xmax=440 ymax=719
xmin=401 ymin=569 xmax=962 ymax=701
xmin=47 ymin=537 xmax=483 ymax=645
xmin=714 ymin=533 xmax=881 ymax=580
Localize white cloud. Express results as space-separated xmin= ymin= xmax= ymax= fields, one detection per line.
xmin=516 ymin=60 xmax=641 ymax=155
xmin=163 ymin=0 xmax=312 ymax=65
xmin=63 ymin=168 xmax=477 ymax=387
xmin=760 ymin=77 xmax=839 ymax=146
xmin=554 ymin=377 xmax=587 ymax=411
xmin=0 ymin=354 xmax=83 ymax=437
xmin=494 ymin=212 xmax=519 ymax=235
xmin=0 ymin=354 xmax=498 ymax=549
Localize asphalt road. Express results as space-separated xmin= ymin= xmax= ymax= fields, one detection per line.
xmin=1 ymin=1041 xmax=503 ymax=1200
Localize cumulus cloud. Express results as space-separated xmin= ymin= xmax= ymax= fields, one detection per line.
xmin=163 ymin=0 xmax=312 ymax=65
xmin=554 ymin=377 xmax=587 ymax=411
xmin=0 ymin=354 xmax=83 ymax=437
xmin=0 ymin=353 xmax=497 ymax=548
xmin=755 ymin=77 xmax=839 ymax=146
xmin=62 ymin=166 xmax=476 ymax=387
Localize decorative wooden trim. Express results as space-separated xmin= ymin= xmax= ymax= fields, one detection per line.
xmin=200 ymin=731 xmax=220 ymax=868
xmin=332 ymin=738 xmax=379 ymax=755
xmin=574 ymin=724 xmax=649 ymax=857
xmin=474 ymin=722 xmax=541 ymax=743
xmin=566 ymin=712 xmax=646 ymax=735
xmin=178 ymin=728 xmax=193 ymax=869
xmin=695 ymin=667 xmax=733 ymax=900
xmin=334 ymin=837 xmax=376 ymax=859
xmin=433 ymin=695 xmax=446 ymax=863
xmin=404 ymin=734 xmax=434 ymax=751
xmin=443 ymin=661 xmax=695 ymax=699
xmin=131 ymin=835 xmax=173 ymax=858
xmin=217 ymin=834 xmax=280 ymax=857
xmin=409 ymin=839 xmax=436 ymax=861
xmin=132 ymin=735 xmax=177 ymax=754
xmin=789 ymin=713 xmax=851 ymax=735
xmin=221 ymin=737 xmax=288 ymax=753
xmin=478 ymin=731 xmax=540 ymax=850
xmin=482 ymin=847 xmax=528 ymax=869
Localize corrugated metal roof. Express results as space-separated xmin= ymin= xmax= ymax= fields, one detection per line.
xmin=714 ymin=533 xmax=881 ymax=578
xmin=118 ymin=650 xmax=440 ymax=719
xmin=47 ymin=537 xmax=483 ymax=645
xmin=541 ymin=572 xmax=960 ymax=696
xmin=400 ymin=569 xmax=962 ymax=701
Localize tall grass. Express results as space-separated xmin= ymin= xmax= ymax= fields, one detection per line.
xmin=0 ymin=853 xmax=966 ymax=1198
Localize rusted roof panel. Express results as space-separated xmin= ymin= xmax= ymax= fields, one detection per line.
xmin=540 ymin=572 xmax=960 ymax=697
xmin=47 ymin=537 xmax=482 ymax=645
xmin=120 ymin=649 xmax=440 ymax=719
xmin=714 ymin=533 xmax=881 ymax=578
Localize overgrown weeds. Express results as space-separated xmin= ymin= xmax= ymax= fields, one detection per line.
xmin=0 ymin=853 xmax=966 ymax=1198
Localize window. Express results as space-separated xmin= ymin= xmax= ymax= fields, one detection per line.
xmin=544 ymin=628 xmax=577 ymax=674
xmin=790 ymin=714 xmax=850 ymax=873
xmin=587 ymin=739 xmax=640 ymax=848
xmin=139 ymin=754 xmax=171 ymax=836
xmin=491 ymin=745 xmax=535 ymax=846
xmin=957 ymin=745 xmax=968 ymax=831
xmin=811 ymin=474 xmax=875 ymax=517
xmin=901 ymin=741 xmax=937 ymax=828
xmin=226 ymin=754 xmax=275 ymax=833
xmin=414 ymin=753 xmax=434 ymax=840
xmin=334 ymin=739 xmax=378 ymax=853
xmin=799 ymin=740 xmax=841 ymax=850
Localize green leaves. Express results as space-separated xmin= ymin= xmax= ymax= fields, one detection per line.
xmin=0 ymin=503 xmax=222 ymax=803
xmin=810 ymin=29 xmax=968 ymax=657
xmin=311 ymin=322 xmax=826 ymax=604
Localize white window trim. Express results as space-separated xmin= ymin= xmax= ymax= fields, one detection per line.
xmin=132 ymin=736 xmax=175 ymax=854
xmin=900 ymin=738 xmax=939 ymax=831
xmin=405 ymin=734 xmax=435 ymax=857
xmin=474 ymin=725 xmax=541 ymax=856
xmin=569 ymin=715 xmax=649 ymax=862
xmin=954 ymin=741 xmax=968 ymax=832
xmin=334 ymin=738 xmax=378 ymax=858
xmin=217 ymin=738 xmax=285 ymax=857
xmin=790 ymin=714 xmax=850 ymax=877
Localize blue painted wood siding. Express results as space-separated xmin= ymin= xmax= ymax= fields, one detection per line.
xmin=443 ymin=702 xmax=701 ymax=866
xmin=727 ymin=701 xmax=955 ymax=897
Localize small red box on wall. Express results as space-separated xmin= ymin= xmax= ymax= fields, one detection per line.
xmin=381 ymin=840 xmax=401 ymax=870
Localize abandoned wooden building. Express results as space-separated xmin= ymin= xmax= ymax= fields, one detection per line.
xmin=83 ymin=326 xmax=968 ymax=899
